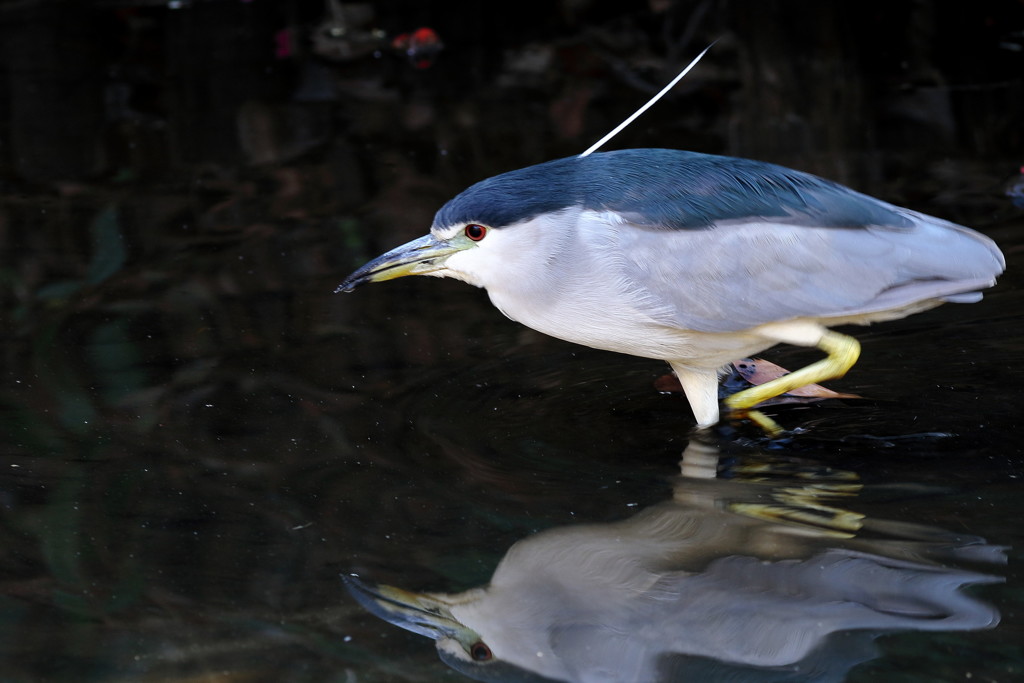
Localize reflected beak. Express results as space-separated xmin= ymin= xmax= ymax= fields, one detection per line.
xmin=336 ymin=234 xmax=468 ymax=293
xmin=343 ymin=574 xmax=467 ymax=641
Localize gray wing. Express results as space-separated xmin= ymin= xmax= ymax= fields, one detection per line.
xmin=616 ymin=210 xmax=1005 ymax=334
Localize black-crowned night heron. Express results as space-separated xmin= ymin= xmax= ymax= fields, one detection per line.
xmin=339 ymin=149 xmax=1005 ymax=433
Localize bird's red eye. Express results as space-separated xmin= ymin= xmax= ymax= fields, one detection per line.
xmin=469 ymin=641 xmax=492 ymax=661
xmin=465 ymin=224 xmax=487 ymax=241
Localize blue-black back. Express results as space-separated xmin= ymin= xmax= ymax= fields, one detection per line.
xmin=433 ymin=149 xmax=914 ymax=230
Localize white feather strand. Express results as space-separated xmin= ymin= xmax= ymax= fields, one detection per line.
xmin=578 ymin=42 xmax=716 ymax=158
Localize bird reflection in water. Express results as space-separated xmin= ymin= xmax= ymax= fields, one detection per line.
xmin=346 ymin=441 xmax=1005 ymax=682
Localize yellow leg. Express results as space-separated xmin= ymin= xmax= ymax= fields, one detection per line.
xmin=724 ymin=331 xmax=861 ymax=436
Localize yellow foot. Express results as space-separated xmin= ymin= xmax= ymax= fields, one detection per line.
xmin=734 ymin=408 xmax=785 ymax=437
xmin=724 ymin=330 xmax=861 ymax=436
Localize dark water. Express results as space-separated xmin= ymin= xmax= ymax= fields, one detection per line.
xmin=2 ymin=2 xmax=1024 ymax=682
xmin=5 ymin=238 xmax=1023 ymax=683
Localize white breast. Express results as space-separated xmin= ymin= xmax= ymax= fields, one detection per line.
xmin=443 ymin=209 xmax=769 ymax=365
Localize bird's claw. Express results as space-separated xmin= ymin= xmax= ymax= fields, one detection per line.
xmin=726 ymin=407 xmax=786 ymax=438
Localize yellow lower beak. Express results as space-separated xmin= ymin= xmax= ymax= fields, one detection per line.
xmin=337 ymin=234 xmax=466 ymax=292
xmin=343 ymin=574 xmax=466 ymax=640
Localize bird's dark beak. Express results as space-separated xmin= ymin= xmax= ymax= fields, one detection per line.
xmin=336 ymin=233 xmax=466 ymax=293
xmin=343 ymin=574 xmax=468 ymax=640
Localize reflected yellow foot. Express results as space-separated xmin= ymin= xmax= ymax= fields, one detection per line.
xmin=729 ymin=502 xmax=865 ymax=536
xmin=724 ymin=331 xmax=861 ymax=436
